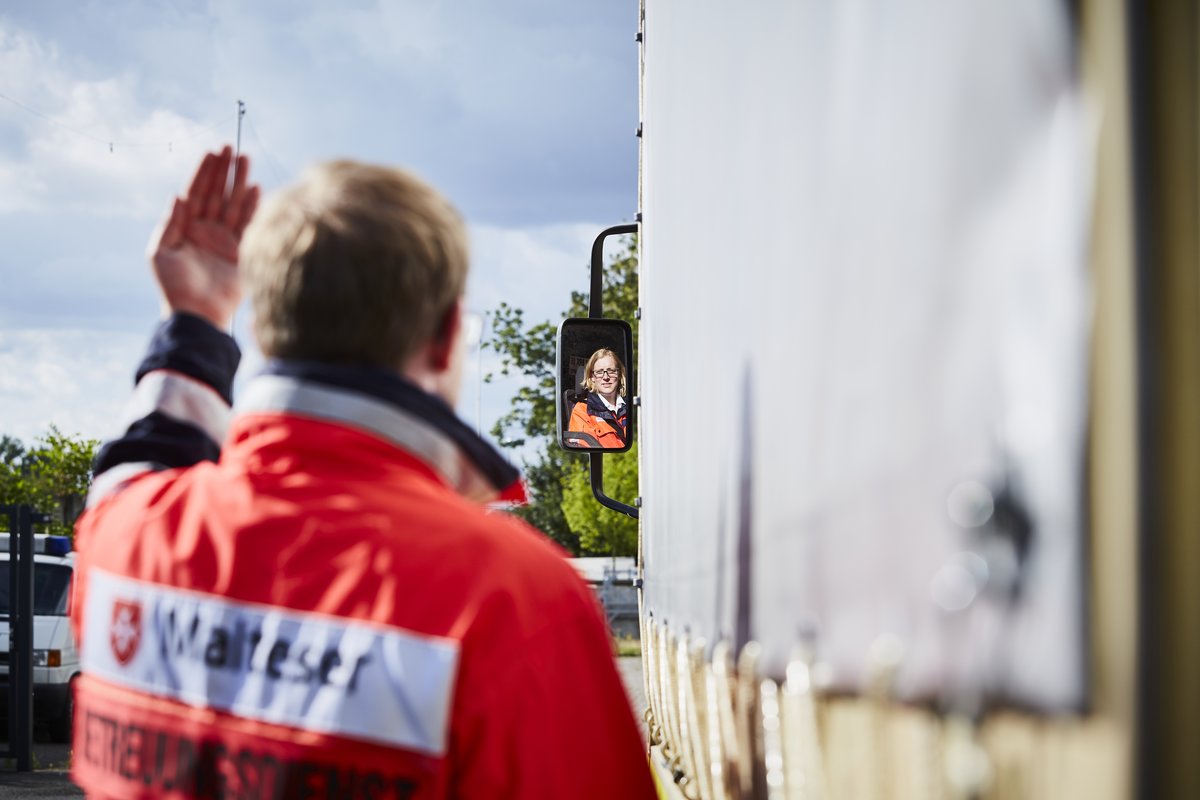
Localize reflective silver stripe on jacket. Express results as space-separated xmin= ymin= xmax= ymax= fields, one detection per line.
xmin=236 ymin=376 xmax=498 ymax=503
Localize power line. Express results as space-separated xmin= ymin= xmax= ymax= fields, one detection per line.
xmin=0 ymin=89 xmax=231 ymax=151
xmin=244 ymin=115 xmax=290 ymax=185
xmin=0 ymin=90 xmax=108 ymax=145
xmin=0 ymin=88 xmax=293 ymax=188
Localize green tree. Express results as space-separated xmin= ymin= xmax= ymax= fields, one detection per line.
xmin=488 ymin=235 xmax=638 ymax=554
xmin=0 ymin=435 xmax=24 ymax=464
xmin=0 ymin=428 xmax=99 ymax=536
xmin=0 ymin=435 xmax=27 ymax=515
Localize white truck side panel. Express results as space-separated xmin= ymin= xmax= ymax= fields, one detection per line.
xmin=640 ymin=0 xmax=1090 ymax=710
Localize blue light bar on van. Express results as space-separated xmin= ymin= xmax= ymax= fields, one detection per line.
xmin=0 ymin=533 xmax=73 ymax=555
xmin=43 ymin=535 xmax=72 ymax=556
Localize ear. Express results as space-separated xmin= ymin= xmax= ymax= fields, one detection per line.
xmin=428 ymin=301 xmax=463 ymax=371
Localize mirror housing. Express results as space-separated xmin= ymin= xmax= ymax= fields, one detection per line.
xmin=557 ymin=317 xmax=635 ymax=453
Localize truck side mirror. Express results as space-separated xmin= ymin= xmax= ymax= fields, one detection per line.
xmin=557 ymin=317 xmax=635 ymax=453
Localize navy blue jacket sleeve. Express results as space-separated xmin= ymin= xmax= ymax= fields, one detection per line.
xmin=92 ymin=314 xmax=240 ymax=479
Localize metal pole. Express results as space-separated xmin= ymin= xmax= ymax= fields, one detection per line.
xmin=0 ymin=505 xmax=13 ymax=764
xmin=476 ymin=312 xmax=486 ymax=435
xmin=235 ymin=100 xmax=245 ymax=161
xmin=12 ymin=506 xmax=33 ymax=772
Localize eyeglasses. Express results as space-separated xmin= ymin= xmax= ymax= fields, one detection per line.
xmin=592 ymin=369 xmax=619 ymax=378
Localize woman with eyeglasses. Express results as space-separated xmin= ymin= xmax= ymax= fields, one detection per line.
xmin=567 ymin=348 xmax=628 ymax=449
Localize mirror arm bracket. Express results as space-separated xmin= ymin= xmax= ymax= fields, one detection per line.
xmin=590 ymin=223 xmax=638 ymax=318
xmin=590 ymin=455 xmax=639 ymax=519
xmin=588 ymin=222 xmax=640 ymax=520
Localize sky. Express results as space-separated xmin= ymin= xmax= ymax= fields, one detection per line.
xmin=0 ymin=0 xmax=638 ymax=454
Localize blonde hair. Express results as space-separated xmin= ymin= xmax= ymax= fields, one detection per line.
xmin=240 ymin=160 xmax=469 ymax=368
xmin=582 ymin=348 xmax=626 ymax=396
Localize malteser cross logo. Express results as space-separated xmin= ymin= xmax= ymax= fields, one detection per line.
xmin=110 ymin=600 xmax=142 ymax=665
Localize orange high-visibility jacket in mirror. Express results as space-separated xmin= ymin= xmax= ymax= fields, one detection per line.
xmin=568 ymin=393 xmax=628 ymax=449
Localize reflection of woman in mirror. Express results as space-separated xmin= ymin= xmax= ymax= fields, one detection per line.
xmin=567 ymin=348 xmax=628 ymax=449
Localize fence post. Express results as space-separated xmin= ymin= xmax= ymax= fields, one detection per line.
xmin=1 ymin=504 xmax=36 ymax=772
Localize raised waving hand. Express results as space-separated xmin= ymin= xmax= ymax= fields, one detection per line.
xmin=148 ymin=146 xmax=260 ymax=329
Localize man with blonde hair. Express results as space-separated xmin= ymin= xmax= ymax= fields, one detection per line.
xmin=71 ymin=147 xmax=655 ymax=799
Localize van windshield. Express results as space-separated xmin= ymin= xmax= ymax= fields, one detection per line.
xmin=0 ymin=564 xmax=72 ymax=617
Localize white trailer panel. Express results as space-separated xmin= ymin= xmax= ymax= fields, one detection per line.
xmin=639 ymin=0 xmax=1091 ymax=711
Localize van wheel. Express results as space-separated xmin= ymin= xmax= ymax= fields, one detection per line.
xmin=48 ymin=677 xmax=75 ymax=744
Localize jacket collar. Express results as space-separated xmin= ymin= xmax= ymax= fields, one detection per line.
xmin=585 ymin=391 xmax=627 ymax=419
xmin=235 ymin=360 xmax=526 ymax=505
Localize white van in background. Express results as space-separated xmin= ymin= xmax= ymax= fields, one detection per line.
xmin=0 ymin=533 xmax=78 ymax=742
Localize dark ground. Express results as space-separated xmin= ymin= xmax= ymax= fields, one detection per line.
xmin=0 ymin=724 xmax=81 ymax=798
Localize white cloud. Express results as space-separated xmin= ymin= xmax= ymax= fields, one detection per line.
xmin=0 ymin=328 xmax=144 ymax=444
xmin=0 ymin=221 xmax=608 ymax=462
xmin=0 ymin=25 xmax=229 ymax=217
xmin=0 ymin=2 xmax=636 ymax=463
xmin=300 ymin=1 xmax=451 ymax=64
xmin=467 ymin=222 xmax=598 ymax=321
xmin=201 ymin=0 xmax=637 ymax=225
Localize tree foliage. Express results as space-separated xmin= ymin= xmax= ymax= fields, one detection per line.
xmin=488 ymin=236 xmax=638 ymax=554
xmin=0 ymin=427 xmax=99 ymax=536
xmin=0 ymin=435 xmax=25 ymax=511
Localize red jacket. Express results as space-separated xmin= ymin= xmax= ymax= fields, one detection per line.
xmin=71 ymin=315 xmax=654 ymax=799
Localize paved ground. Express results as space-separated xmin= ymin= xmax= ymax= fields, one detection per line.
xmin=618 ymin=654 xmax=649 ymax=739
xmin=0 ymin=728 xmax=81 ymax=798
xmin=0 ymin=770 xmax=82 ymax=798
